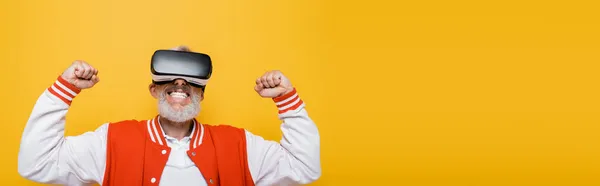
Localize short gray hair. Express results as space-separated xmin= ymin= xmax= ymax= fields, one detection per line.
xmin=170 ymin=45 xmax=191 ymax=52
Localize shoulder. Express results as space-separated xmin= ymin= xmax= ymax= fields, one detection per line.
xmin=108 ymin=119 xmax=147 ymax=128
xmin=204 ymin=124 xmax=245 ymax=132
xmin=106 ymin=119 xmax=149 ymax=137
xmin=203 ymin=124 xmax=248 ymax=141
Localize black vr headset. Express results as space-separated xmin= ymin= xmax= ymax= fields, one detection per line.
xmin=151 ymin=49 xmax=213 ymax=91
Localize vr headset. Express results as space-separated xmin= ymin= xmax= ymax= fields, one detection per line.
xmin=151 ymin=49 xmax=213 ymax=90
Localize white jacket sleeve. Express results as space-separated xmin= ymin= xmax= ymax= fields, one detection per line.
xmin=18 ymin=76 xmax=107 ymax=185
xmin=246 ymin=88 xmax=322 ymax=185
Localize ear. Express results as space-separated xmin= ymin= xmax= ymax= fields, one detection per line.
xmin=149 ymin=83 xmax=159 ymax=99
xmin=199 ymin=90 xmax=205 ymax=102
xmin=195 ymin=88 xmax=205 ymax=102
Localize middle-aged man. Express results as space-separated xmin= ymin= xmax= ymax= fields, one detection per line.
xmin=17 ymin=46 xmax=321 ymax=186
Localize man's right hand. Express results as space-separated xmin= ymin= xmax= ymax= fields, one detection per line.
xmin=61 ymin=60 xmax=100 ymax=89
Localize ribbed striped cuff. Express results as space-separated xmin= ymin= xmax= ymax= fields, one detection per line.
xmin=47 ymin=76 xmax=81 ymax=105
xmin=273 ymin=88 xmax=304 ymax=114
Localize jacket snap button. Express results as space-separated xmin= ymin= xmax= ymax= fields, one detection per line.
xmin=191 ymin=152 xmax=196 ymax=156
xmin=210 ymin=178 xmax=213 ymax=184
xmin=161 ymin=150 xmax=167 ymax=154
xmin=151 ymin=177 xmax=156 ymax=183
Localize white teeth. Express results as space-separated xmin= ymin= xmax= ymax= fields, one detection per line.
xmin=170 ymin=92 xmax=188 ymax=98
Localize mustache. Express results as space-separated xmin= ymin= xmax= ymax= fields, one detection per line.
xmin=163 ymin=84 xmax=192 ymax=94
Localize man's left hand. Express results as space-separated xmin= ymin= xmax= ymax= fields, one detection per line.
xmin=255 ymin=70 xmax=294 ymax=98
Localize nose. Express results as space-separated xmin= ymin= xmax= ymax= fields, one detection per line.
xmin=173 ymin=79 xmax=188 ymax=86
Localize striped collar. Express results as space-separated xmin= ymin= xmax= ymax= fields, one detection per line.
xmin=146 ymin=115 xmax=205 ymax=149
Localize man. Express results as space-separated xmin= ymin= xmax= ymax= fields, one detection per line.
xmin=17 ymin=46 xmax=321 ymax=186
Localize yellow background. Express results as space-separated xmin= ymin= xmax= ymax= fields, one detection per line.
xmin=2 ymin=0 xmax=600 ymax=185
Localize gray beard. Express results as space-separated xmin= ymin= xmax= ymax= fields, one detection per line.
xmin=158 ymin=91 xmax=201 ymax=123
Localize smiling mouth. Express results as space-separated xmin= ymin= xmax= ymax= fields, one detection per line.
xmin=167 ymin=91 xmax=190 ymax=99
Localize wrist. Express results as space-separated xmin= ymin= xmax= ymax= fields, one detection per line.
xmin=273 ymin=88 xmax=304 ymax=114
xmin=279 ymin=87 xmax=294 ymax=97
xmin=47 ymin=76 xmax=82 ymax=105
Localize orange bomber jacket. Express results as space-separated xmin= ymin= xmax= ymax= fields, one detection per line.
xmin=17 ymin=76 xmax=321 ymax=186
xmin=102 ymin=116 xmax=255 ymax=186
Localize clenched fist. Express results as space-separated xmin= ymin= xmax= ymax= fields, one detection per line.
xmin=61 ymin=60 xmax=100 ymax=89
xmin=254 ymin=70 xmax=294 ymax=98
